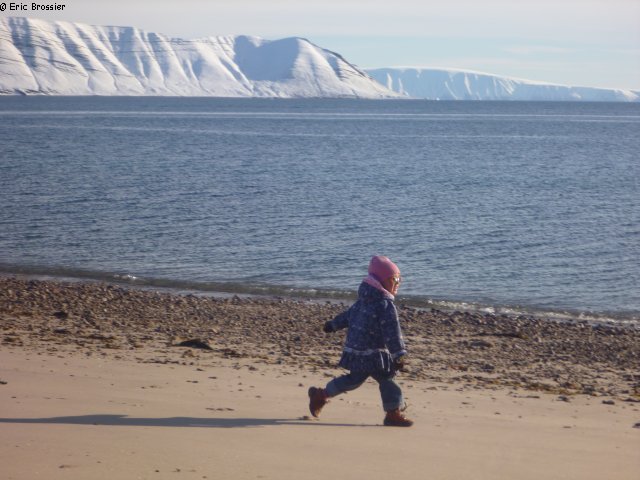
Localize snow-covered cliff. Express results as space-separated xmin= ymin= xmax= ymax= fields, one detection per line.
xmin=0 ymin=17 xmax=396 ymax=98
xmin=365 ymin=67 xmax=639 ymax=102
xmin=2 ymin=17 xmax=638 ymax=101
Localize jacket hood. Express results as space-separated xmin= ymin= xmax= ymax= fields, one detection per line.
xmin=358 ymin=278 xmax=394 ymax=302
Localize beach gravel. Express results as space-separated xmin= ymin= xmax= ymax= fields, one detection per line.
xmin=1 ymin=276 xmax=638 ymax=399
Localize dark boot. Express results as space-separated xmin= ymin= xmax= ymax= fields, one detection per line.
xmin=384 ymin=408 xmax=413 ymax=427
xmin=308 ymin=387 xmax=328 ymax=418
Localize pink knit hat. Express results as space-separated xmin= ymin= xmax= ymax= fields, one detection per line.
xmin=368 ymin=255 xmax=400 ymax=282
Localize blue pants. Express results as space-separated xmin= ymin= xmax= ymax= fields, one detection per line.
xmin=325 ymin=370 xmax=404 ymax=412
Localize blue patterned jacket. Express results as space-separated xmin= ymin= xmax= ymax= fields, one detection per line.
xmin=327 ymin=280 xmax=407 ymax=373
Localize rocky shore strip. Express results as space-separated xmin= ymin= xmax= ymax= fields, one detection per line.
xmin=1 ymin=276 xmax=638 ymax=400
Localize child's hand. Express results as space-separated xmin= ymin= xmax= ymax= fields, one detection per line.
xmin=322 ymin=321 xmax=334 ymax=333
xmin=393 ymin=356 xmax=409 ymax=372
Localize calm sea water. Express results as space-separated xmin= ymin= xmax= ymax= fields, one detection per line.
xmin=1 ymin=97 xmax=638 ymax=324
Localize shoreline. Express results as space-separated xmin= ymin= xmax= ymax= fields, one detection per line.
xmin=2 ymin=268 xmax=637 ymax=329
xmin=1 ymin=276 xmax=638 ymax=400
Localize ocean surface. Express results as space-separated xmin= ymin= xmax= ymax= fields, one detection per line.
xmin=1 ymin=97 xmax=638 ymax=325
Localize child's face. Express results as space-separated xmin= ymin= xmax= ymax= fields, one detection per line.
xmin=383 ymin=275 xmax=401 ymax=295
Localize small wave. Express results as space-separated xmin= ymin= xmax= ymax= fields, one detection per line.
xmin=113 ymin=273 xmax=139 ymax=282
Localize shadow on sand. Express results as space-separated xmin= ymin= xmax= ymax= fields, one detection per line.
xmin=0 ymin=414 xmax=380 ymax=429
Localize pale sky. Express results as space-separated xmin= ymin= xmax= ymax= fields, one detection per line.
xmin=6 ymin=0 xmax=640 ymax=90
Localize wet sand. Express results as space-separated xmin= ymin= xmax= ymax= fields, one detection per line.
xmin=1 ymin=276 xmax=639 ymax=479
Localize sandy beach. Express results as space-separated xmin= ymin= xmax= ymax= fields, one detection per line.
xmin=1 ymin=276 xmax=639 ymax=479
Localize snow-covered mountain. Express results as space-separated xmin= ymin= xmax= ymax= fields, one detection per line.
xmin=366 ymin=67 xmax=640 ymax=102
xmin=0 ymin=17 xmax=396 ymax=98
xmin=2 ymin=17 xmax=638 ymax=101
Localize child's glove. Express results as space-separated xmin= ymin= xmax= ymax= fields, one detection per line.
xmin=393 ymin=355 xmax=409 ymax=372
xmin=322 ymin=321 xmax=334 ymax=333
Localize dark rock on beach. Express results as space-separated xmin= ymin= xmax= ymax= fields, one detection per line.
xmin=175 ymin=339 xmax=214 ymax=350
